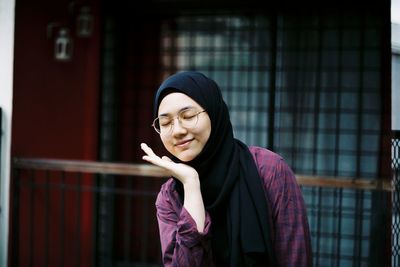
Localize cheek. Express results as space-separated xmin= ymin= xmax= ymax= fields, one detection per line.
xmin=159 ymin=136 xmax=172 ymax=152
xmin=200 ymin=121 xmax=212 ymax=143
xmin=199 ymin=130 xmax=211 ymax=144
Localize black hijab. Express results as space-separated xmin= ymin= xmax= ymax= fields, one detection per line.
xmin=154 ymin=71 xmax=277 ymax=266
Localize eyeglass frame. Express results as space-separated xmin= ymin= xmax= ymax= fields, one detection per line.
xmin=151 ymin=109 xmax=207 ymax=134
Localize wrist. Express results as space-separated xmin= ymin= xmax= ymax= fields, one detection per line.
xmin=182 ymin=175 xmax=200 ymax=190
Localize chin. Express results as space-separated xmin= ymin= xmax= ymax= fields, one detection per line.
xmin=175 ymin=151 xmax=198 ymax=162
xmin=176 ymin=155 xmax=195 ymax=162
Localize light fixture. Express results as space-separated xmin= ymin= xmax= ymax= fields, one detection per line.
xmin=76 ymin=6 xmax=93 ymax=38
xmin=54 ymin=28 xmax=73 ymax=61
xmin=46 ymin=2 xmax=93 ymax=62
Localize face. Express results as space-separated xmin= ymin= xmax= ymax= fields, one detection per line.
xmin=158 ymin=92 xmax=211 ymax=162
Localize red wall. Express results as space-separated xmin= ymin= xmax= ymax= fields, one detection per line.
xmin=10 ymin=0 xmax=101 ymax=266
xmin=12 ymin=0 xmax=100 ymax=160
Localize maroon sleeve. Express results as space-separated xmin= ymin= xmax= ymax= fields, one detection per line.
xmin=250 ymin=146 xmax=313 ymax=267
xmin=155 ymin=179 xmax=214 ymax=267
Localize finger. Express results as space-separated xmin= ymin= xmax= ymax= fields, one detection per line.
xmin=141 ymin=147 xmax=173 ymax=170
xmin=141 ymin=143 xmax=163 ymax=163
xmin=140 ymin=143 xmax=157 ymax=157
xmin=142 ymin=155 xmax=158 ymax=165
xmin=142 ymin=154 xmax=164 ymax=166
xmin=161 ymin=156 xmax=173 ymax=162
xmin=142 ymin=155 xmax=173 ymax=176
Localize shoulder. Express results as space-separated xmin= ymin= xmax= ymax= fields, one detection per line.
xmin=248 ymin=145 xmax=296 ymax=187
xmin=248 ymin=145 xmax=285 ymax=169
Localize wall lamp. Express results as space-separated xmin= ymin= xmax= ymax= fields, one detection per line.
xmin=47 ymin=3 xmax=94 ymax=62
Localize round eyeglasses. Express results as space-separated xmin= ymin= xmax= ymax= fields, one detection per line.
xmin=152 ymin=108 xmax=206 ymax=134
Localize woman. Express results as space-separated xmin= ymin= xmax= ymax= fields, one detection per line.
xmin=141 ymin=71 xmax=312 ymax=266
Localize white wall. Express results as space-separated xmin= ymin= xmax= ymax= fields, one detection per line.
xmin=393 ymin=23 xmax=400 ymax=130
xmin=0 ymin=0 xmax=15 ymax=265
xmin=392 ymin=0 xmax=400 ymax=24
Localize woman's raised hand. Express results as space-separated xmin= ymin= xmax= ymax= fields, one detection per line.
xmin=141 ymin=143 xmax=205 ymax=232
xmin=140 ymin=143 xmax=199 ymax=186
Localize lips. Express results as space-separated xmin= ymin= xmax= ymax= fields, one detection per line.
xmin=175 ymin=138 xmax=193 ymax=148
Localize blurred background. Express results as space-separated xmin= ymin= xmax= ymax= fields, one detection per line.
xmin=0 ymin=0 xmax=399 ymax=266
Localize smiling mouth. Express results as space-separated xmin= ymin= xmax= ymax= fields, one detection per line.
xmin=175 ymin=139 xmax=193 ymax=147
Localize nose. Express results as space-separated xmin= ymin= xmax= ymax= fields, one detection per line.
xmin=171 ymin=117 xmax=187 ymax=135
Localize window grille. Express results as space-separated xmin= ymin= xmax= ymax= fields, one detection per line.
xmin=393 ymin=131 xmax=400 ymax=267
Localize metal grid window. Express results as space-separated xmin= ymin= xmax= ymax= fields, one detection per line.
xmin=161 ymin=16 xmax=273 ymax=148
xmin=392 ymin=27 xmax=400 ymax=265
xmin=392 ymin=131 xmax=400 ymax=267
xmin=274 ymin=16 xmax=382 ymax=179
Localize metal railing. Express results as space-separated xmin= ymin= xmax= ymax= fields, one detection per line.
xmin=392 ymin=130 xmax=400 ymax=267
xmin=9 ymin=156 xmax=394 ymax=266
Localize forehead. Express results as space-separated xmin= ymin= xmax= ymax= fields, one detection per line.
xmin=158 ymin=92 xmax=202 ymax=115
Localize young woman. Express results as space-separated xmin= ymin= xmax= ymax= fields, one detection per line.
xmin=141 ymin=71 xmax=312 ymax=266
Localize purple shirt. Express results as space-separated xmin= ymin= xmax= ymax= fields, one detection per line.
xmin=155 ymin=146 xmax=312 ymax=266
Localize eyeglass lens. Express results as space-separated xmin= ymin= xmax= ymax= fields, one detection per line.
xmin=153 ymin=108 xmax=204 ymax=134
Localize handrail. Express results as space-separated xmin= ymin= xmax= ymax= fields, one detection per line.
xmin=13 ymin=158 xmax=169 ymax=178
xmin=13 ymin=157 xmax=394 ymax=191
xmin=296 ymin=175 xmax=393 ymax=192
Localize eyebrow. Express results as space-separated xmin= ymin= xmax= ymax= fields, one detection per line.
xmin=158 ymin=106 xmax=195 ymax=117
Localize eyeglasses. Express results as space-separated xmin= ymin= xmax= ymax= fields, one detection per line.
xmin=152 ymin=108 xmax=206 ymax=134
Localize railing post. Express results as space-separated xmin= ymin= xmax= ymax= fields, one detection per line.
xmin=11 ymin=166 xmax=20 ymax=267
xmin=96 ymin=174 xmax=115 ymax=267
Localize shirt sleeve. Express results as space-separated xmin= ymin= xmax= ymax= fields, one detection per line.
xmin=252 ymin=147 xmax=313 ymax=267
xmin=155 ymin=181 xmax=213 ymax=267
